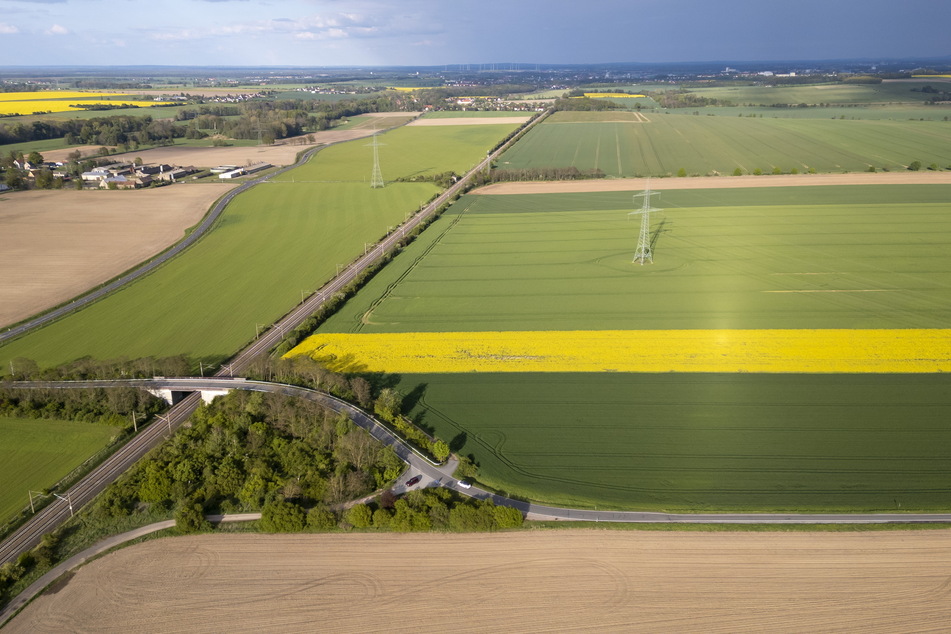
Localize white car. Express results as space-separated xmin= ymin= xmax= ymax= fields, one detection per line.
xmin=458 ymin=480 xmax=472 ymax=489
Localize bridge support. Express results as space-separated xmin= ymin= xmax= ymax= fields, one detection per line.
xmin=146 ymin=388 xmax=231 ymax=405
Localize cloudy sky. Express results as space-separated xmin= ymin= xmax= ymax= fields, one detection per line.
xmin=1 ymin=0 xmax=948 ymax=67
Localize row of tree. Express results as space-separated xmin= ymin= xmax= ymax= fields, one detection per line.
xmin=4 ymin=354 xmax=194 ymax=381
xmin=0 ymin=386 xmax=164 ymax=426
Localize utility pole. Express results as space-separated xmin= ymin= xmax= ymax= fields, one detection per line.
xmin=28 ymin=490 xmax=46 ymax=514
xmin=53 ymin=492 xmax=73 ymax=517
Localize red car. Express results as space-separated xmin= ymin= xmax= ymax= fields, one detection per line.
xmin=405 ymin=475 xmax=422 ymax=487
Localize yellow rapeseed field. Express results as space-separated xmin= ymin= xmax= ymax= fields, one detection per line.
xmin=582 ymin=92 xmax=647 ymax=98
xmin=288 ymin=329 xmax=951 ymax=374
xmin=0 ymin=91 xmax=171 ymax=115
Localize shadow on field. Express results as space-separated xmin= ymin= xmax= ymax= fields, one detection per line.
xmin=650 ymin=217 xmax=672 ymax=253
xmin=450 ymin=431 xmax=468 ymax=453
xmin=401 ymin=381 xmax=428 ymax=412
xmin=357 ymin=371 xmax=402 ymax=394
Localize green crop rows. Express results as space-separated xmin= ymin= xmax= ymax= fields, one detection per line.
xmin=310 ymin=184 xmax=951 ymax=511
xmin=319 ymin=185 xmax=951 ymax=334
xmin=0 ymin=417 xmax=116 ymax=523
xmin=496 ymin=111 xmax=951 ymax=176
xmin=0 ymin=122 xmax=520 ymax=369
xmin=395 ymin=372 xmax=951 ymax=512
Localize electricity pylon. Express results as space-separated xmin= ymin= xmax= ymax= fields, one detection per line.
xmin=629 ymin=179 xmax=661 ymax=264
xmin=368 ymin=131 xmax=384 ymax=188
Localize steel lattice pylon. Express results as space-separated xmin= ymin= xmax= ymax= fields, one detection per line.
xmin=368 ymin=132 xmax=384 ymax=188
xmin=629 ymin=180 xmax=661 ymax=264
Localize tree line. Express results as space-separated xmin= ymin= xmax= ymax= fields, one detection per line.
xmin=0 ymin=386 xmax=164 ymax=427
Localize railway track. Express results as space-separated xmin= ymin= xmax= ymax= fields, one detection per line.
xmin=0 ymin=113 xmax=546 ymax=567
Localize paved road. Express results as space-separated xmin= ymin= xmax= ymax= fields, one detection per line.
xmin=8 ymin=378 xmax=951 ymax=532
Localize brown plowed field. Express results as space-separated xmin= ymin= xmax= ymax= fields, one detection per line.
xmin=8 ymin=530 xmax=951 ymax=632
xmin=58 ymin=129 xmax=376 ymax=169
xmin=39 ymin=117 xmax=418 ymax=167
xmin=475 ymin=171 xmax=951 ymax=195
xmin=0 ymin=185 xmax=234 ymax=327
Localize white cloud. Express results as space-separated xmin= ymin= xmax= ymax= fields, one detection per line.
xmin=0 ymin=23 xmax=19 ymax=34
xmin=44 ymin=23 xmax=68 ymax=35
xmin=147 ymin=12 xmax=391 ymax=44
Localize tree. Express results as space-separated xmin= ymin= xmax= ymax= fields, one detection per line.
xmin=432 ymin=439 xmax=450 ymax=462
xmin=374 ymin=388 xmax=402 ymax=422
xmin=677 ymin=167 xmax=687 ymax=177
xmin=138 ymin=461 xmax=174 ymax=503
xmin=908 ymin=160 xmax=922 ymax=171
xmin=372 ymin=508 xmax=392 ymax=529
xmin=260 ymin=499 xmax=306 ymax=532
xmin=349 ymin=377 xmax=372 ymax=409
xmin=448 ymin=503 xmax=495 ymax=532
xmin=493 ymin=505 xmax=524 ymax=529
xmin=732 ymin=167 xmax=743 ymax=176
xmin=306 ymin=506 xmax=337 ymax=530
xmin=345 ymin=503 xmax=372 ymax=528
xmin=4 ymin=167 xmax=24 ymax=190
xmin=175 ymin=500 xmax=211 ymax=533
xmin=32 ymin=532 xmax=59 ymax=568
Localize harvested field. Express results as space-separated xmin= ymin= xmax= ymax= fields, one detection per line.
xmin=8 ymin=531 xmax=951 ymax=632
xmin=408 ymin=116 xmax=532 ymax=126
xmin=37 ymin=115 xmax=418 ymax=166
xmin=95 ymin=129 xmax=377 ymax=168
xmin=475 ymin=171 xmax=951 ymax=195
xmin=0 ymin=185 xmax=234 ymax=327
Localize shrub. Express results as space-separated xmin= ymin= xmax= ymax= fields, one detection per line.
xmin=346 ymin=503 xmax=373 ymax=528
xmin=175 ymin=501 xmax=211 ymax=534
xmin=493 ymin=505 xmax=525 ymax=529
xmin=306 ymin=507 xmax=337 ymax=530
xmin=260 ymin=499 xmax=306 ymax=532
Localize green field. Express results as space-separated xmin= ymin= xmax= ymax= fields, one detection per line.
xmin=319 ymin=185 xmax=951 ymax=334
xmin=305 ymin=184 xmax=951 ymax=511
xmin=667 ymin=105 xmax=951 ymax=121
xmin=686 ymin=80 xmax=949 ymax=106
xmin=0 ymin=417 xmax=117 ymax=523
xmin=421 ymin=111 xmax=531 ymax=119
xmin=0 ymin=122 xmax=521 ymax=369
xmin=497 ymin=110 xmax=951 ymax=176
xmin=396 ymin=372 xmax=951 ymax=512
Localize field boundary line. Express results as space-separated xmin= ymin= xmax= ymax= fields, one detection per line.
xmin=472 ymin=171 xmax=951 ymax=195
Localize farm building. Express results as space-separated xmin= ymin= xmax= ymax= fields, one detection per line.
xmin=218 ymin=168 xmax=246 ymax=179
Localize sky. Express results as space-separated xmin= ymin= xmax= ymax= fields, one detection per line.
xmin=1 ymin=0 xmax=949 ymax=68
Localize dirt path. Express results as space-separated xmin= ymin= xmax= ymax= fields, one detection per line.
xmin=7 ymin=530 xmax=951 ymax=632
xmin=475 ymin=171 xmax=951 ymax=195
xmin=0 ymin=185 xmax=234 ymax=327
